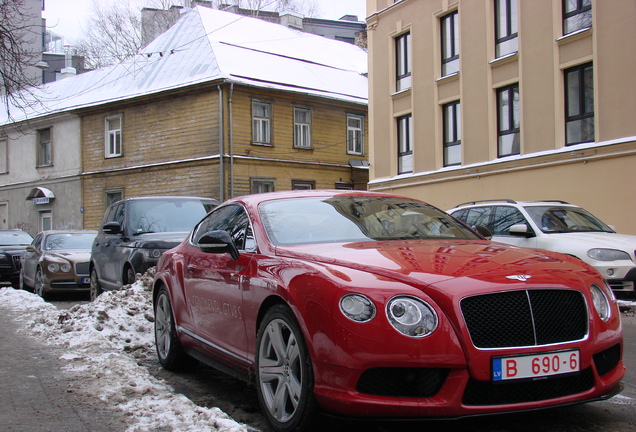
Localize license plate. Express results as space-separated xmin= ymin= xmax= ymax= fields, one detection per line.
xmin=492 ymin=349 xmax=580 ymax=381
xmin=81 ymin=277 xmax=90 ymax=284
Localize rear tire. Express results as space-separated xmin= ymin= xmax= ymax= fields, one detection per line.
xmin=154 ymin=287 xmax=196 ymax=371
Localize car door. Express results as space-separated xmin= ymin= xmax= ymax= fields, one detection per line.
xmin=22 ymin=233 xmax=42 ymax=287
xmin=183 ymin=204 xmax=254 ymax=364
xmin=93 ymin=202 xmax=126 ymax=289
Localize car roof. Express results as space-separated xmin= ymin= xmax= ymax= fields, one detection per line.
xmin=452 ymin=199 xmax=579 ymax=209
xmin=40 ymin=230 xmax=98 ymax=235
xmin=226 ymin=189 xmax=421 ymax=207
xmin=120 ymin=196 xmax=218 ymax=202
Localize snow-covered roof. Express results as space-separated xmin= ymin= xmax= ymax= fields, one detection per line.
xmin=1 ymin=6 xmax=368 ymax=126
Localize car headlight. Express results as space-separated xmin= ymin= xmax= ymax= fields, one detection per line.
xmin=0 ymin=254 xmax=8 ymax=262
xmin=386 ymin=296 xmax=438 ymax=337
xmin=587 ymin=248 xmax=631 ymax=262
xmin=590 ymin=284 xmax=611 ymax=322
xmin=140 ymin=248 xmax=163 ymax=261
xmin=340 ymin=294 xmax=376 ymax=322
xmin=47 ymin=261 xmax=71 ymax=273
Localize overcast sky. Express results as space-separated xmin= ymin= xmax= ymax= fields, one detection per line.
xmin=43 ymin=0 xmax=368 ymax=43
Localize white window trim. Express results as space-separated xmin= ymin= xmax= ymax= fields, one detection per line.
xmin=347 ymin=114 xmax=364 ymax=155
xmin=252 ymin=101 xmax=272 ymax=144
xmin=293 ymin=107 xmax=312 ymax=149
xmin=105 ymin=114 xmax=123 ymax=158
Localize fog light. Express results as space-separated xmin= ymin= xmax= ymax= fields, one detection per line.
xmin=606 ymin=269 xmax=614 ymax=277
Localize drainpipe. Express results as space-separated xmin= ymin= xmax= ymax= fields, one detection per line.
xmin=218 ymin=85 xmax=224 ymax=202
xmin=229 ymin=83 xmax=235 ymax=198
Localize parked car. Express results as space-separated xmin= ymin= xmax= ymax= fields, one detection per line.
xmin=447 ymin=200 xmax=636 ymax=294
xmin=0 ymin=229 xmax=34 ymax=286
xmin=90 ymin=196 xmax=218 ymax=301
xmin=19 ymin=230 xmax=97 ymax=299
xmin=152 ymin=190 xmax=624 ymax=432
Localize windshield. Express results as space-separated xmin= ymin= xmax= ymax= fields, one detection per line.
xmin=524 ymin=206 xmax=614 ymax=233
xmin=128 ymin=199 xmax=216 ymax=235
xmin=44 ymin=233 xmax=96 ymax=251
xmin=0 ymin=231 xmax=33 ymax=245
xmin=259 ymin=196 xmax=481 ymax=246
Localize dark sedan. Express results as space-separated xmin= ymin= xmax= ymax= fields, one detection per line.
xmin=0 ymin=230 xmax=33 ymax=286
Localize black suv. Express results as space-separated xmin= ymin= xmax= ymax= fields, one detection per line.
xmin=90 ymin=196 xmax=218 ymax=300
xmin=0 ymin=229 xmax=34 ymax=286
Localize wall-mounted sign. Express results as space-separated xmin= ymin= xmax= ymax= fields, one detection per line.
xmin=33 ymin=197 xmax=50 ymax=205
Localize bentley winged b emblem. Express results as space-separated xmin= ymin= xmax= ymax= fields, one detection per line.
xmin=506 ymin=275 xmax=532 ymax=281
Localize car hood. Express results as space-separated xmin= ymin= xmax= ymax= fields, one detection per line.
xmin=47 ymin=250 xmax=91 ymax=262
xmin=275 ymin=240 xmax=595 ymax=291
xmin=0 ymin=245 xmax=29 ymax=254
xmin=129 ymin=232 xmax=190 ymax=249
xmin=540 ymin=231 xmax=636 ymax=251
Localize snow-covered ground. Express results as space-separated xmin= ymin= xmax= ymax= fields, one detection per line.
xmin=0 ymin=270 xmax=248 ymax=432
xmin=1 ymin=273 xmax=635 ymax=432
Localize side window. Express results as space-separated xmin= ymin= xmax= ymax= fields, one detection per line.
xmin=491 ymin=206 xmax=528 ymax=235
xmin=32 ymin=233 xmax=42 ymax=251
xmin=461 ymin=207 xmax=493 ymax=230
xmin=192 ymin=205 xmax=255 ymax=252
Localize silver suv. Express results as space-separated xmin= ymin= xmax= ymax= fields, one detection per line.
xmin=448 ymin=200 xmax=636 ymax=293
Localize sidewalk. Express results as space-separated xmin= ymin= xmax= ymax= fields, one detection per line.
xmin=0 ymin=303 xmax=129 ymax=432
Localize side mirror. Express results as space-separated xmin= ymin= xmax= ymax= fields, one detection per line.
xmin=102 ymin=221 xmax=122 ymax=234
xmin=472 ymin=225 xmax=493 ymax=240
xmin=26 ymin=245 xmax=36 ymax=253
xmin=198 ymin=230 xmax=240 ymax=260
xmin=509 ymin=224 xmax=535 ymax=238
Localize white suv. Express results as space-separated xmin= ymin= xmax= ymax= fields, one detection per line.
xmin=447 ymin=200 xmax=636 ymax=293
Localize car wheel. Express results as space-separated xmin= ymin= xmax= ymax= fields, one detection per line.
xmin=124 ymin=266 xmax=136 ymax=286
xmin=256 ymin=304 xmax=316 ymax=432
xmin=18 ymin=270 xmax=28 ymax=291
xmin=34 ymin=268 xmax=48 ymax=300
xmin=90 ymin=268 xmax=102 ymax=302
xmin=154 ymin=287 xmax=195 ymax=371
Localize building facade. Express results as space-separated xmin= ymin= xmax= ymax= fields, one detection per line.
xmin=366 ymin=0 xmax=636 ymax=234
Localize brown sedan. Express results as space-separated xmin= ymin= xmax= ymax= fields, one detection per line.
xmin=20 ymin=230 xmax=97 ymax=300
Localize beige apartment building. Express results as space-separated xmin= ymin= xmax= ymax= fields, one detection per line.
xmin=366 ymin=0 xmax=636 ymax=234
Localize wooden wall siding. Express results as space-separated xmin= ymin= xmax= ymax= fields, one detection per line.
xmin=82 ymin=89 xmax=219 ymax=173
xmin=229 ymin=88 xmax=368 ymax=167
xmin=227 ymin=158 xmax=366 ymax=197
xmin=82 ymin=161 xmax=220 ymax=229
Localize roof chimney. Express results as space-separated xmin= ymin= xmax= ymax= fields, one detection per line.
xmin=60 ymin=44 xmax=76 ymax=79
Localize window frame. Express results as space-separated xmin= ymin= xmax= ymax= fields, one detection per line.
xmin=105 ymin=189 xmax=124 ymax=208
xmin=251 ymin=178 xmax=275 ymax=194
xmin=495 ymin=0 xmax=518 ymax=58
xmin=441 ymin=10 xmax=459 ymax=77
xmin=291 ymin=180 xmax=315 ymax=190
xmin=397 ymin=114 xmax=413 ymax=175
xmin=443 ymin=101 xmax=462 ymax=167
xmin=37 ymin=128 xmax=52 ymax=167
xmin=496 ymin=83 xmax=520 ymax=157
xmin=293 ymin=106 xmax=312 ymax=149
xmin=104 ymin=114 xmax=123 ymax=158
xmin=563 ymin=0 xmax=592 ymax=35
xmin=395 ymin=32 xmax=412 ymax=92
xmin=347 ymin=114 xmax=364 ymax=155
xmin=564 ymin=62 xmax=594 ymax=146
xmin=252 ymin=100 xmax=272 ymax=145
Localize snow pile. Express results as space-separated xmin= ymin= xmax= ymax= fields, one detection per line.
xmin=0 ymin=270 xmax=248 ymax=432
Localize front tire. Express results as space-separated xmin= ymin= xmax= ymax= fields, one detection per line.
xmin=154 ymin=287 xmax=195 ymax=371
xmin=90 ymin=268 xmax=102 ymax=301
xmin=34 ymin=268 xmax=48 ymax=300
xmin=124 ymin=266 xmax=136 ymax=286
xmin=256 ymin=304 xmax=316 ymax=432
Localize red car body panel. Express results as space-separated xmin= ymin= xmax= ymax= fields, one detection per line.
xmin=153 ymin=190 xmax=624 ymax=420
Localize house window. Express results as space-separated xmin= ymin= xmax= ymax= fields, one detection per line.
xmin=443 ymin=101 xmax=461 ymax=166
xmin=293 ymin=107 xmax=311 ymax=149
xmin=347 ymin=114 xmax=364 ymax=155
xmin=253 ymin=101 xmax=272 ymax=144
xmin=495 ymin=0 xmax=518 ymax=58
xmin=565 ymin=62 xmax=594 ymax=145
xmin=292 ymin=180 xmax=315 ymax=190
xmin=105 ymin=189 xmax=123 ymax=208
xmin=563 ymin=0 xmax=592 ymax=35
xmin=497 ymin=84 xmax=520 ymax=157
xmin=105 ymin=115 xmax=122 ymax=158
xmin=396 ymin=32 xmax=411 ymax=91
xmin=441 ymin=11 xmax=459 ymax=76
xmin=41 ymin=212 xmax=52 ymax=231
xmin=37 ymin=128 xmax=52 ymax=167
xmin=251 ymin=178 xmax=275 ymax=193
xmin=397 ymin=114 xmax=413 ymax=174
xmin=335 ymin=182 xmax=353 ymax=190
xmin=0 ymin=138 xmax=7 ymax=173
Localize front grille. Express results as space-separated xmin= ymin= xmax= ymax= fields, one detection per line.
xmin=463 ymin=367 xmax=594 ymax=406
xmin=593 ymin=344 xmax=621 ymax=377
xmin=356 ymin=368 xmax=449 ymax=398
xmin=12 ymin=255 xmax=21 ymax=270
xmin=460 ymin=290 xmax=588 ymax=348
xmin=75 ymin=262 xmax=90 ymax=276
